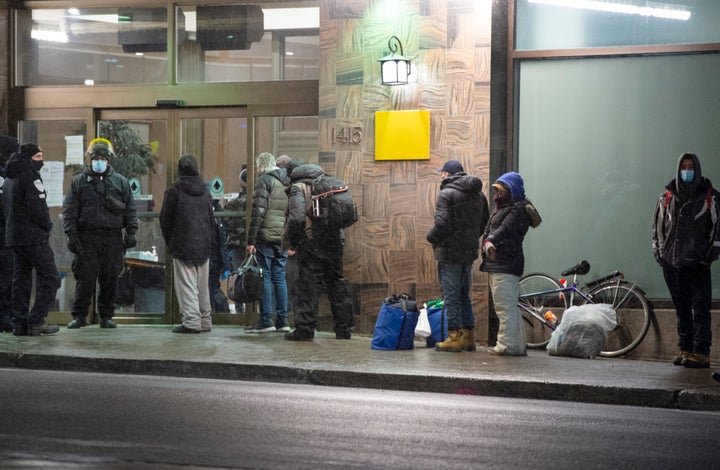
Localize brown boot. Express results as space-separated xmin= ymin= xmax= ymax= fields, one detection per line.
xmin=435 ymin=330 xmax=462 ymax=352
xmin=460 ymin=328 xmax=476 ymax=351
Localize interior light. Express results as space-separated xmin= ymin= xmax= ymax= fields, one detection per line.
xmin=67 ymin=8 xmax=80 ymax=15
xmin=84 ymin=79 xmax=95 ymax=86
xmin=182 ymin=7 xmax=319 ymax=33
xmin=31 ymin=30 xmax=69 ymax=43
xmin=529 ymin=0 xmax=692 ymax=21
xmin=135 ymin=52 xmax=144 ymax=56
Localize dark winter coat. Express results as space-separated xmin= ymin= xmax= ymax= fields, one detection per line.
xmin=62 ymin=166 xmax=137 ymax=236
xmin=160 ymin=159 xmax=214 ymax=265
xmin=284 ymin=163 xmax=340 ymax=247
xmin=0 ymin=135 xmax=19 ymax=242
xmin=247 ymin=168 xmax=289 ymax=245
xmin=480 ymin=196 xmax=531 ymax=277
xmin=2 ymin=153 xmax=53 ymax=246
xmin=223 ymin=190 xmax=247 ymax=249
xmin=427 ymin=172 xmax=489 ymax=264
xmin=652 ymin=153 xmax=720 ymax=268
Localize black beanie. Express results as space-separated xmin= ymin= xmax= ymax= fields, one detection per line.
xmin=20 ymin=143 xmax=41 ymax=159
xmin=0 ymin=135 xmax=19 ymax=165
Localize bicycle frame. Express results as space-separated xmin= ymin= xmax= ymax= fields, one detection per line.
xmin=518 ymin=273 xmax=594 ymax=330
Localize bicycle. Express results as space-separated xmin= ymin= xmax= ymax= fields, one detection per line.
xmin=518 ymin=260 xmax=652 ymax=357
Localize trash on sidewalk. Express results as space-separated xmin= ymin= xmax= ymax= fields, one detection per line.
xmin=547 ymin=304 xmax=617 ymax=359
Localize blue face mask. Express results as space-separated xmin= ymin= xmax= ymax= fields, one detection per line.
xmin=91 ymin=159 xmax=108 ymax=174
xmin=680 ymin=170 xmax=694 ymax=183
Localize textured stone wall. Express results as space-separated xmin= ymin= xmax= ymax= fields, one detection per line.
xmin=319 ymin=0 xmax=492 ymax=340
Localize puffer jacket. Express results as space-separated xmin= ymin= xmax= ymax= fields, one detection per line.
xmin=285 ymin=164 xmax=325 ymax=247
xmin=160 ymin=171 xmax=214 ymax=265
xmin=480 ymin=198 xmax=531 ymax=277
xmin=247 ymin=168 xmax=289 ymax=245
xmin=3 ymin=153 xmax=53 ymax=246
xmin=652 ymin=153 xmax=720 ymax=268
xmin=427 ymin=172 xmax=489 ymax=264
xmin=62 ymin=165 xmax=137 ymax=236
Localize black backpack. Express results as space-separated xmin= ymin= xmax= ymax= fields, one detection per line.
xmin=309 ymin=175 xmax=358 ymax=230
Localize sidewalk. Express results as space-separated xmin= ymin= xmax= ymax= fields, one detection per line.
xmin=1 ymin=325 xmax=719 ymax=411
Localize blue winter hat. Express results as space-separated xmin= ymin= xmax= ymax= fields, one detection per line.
xmin=493 ymin=172 xmax=525 ymax=200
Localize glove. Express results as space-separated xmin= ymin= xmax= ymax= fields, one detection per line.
xmin=124 ymin=233 xmax=137 ymax=249
xmin=483 ymin=241 xmax=496 ymax=261
xmin=67 ymin=234 xmax=83 ymax=255
xmin=221 ymin=269 xmax=231 ymax=281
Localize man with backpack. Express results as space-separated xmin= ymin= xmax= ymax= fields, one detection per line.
xmin=653 ymin=152 xmax=720 ymax=369
xmin=283 ymin=163 xmax=355 ymax=341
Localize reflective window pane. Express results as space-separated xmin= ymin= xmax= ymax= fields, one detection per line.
xmin=516 ymin=0 xmax=720 ymax=50
xmin=176 ymin=5 xmax=319 ymax=83
xmin=16 ymin=8 xmax=168 ymax=86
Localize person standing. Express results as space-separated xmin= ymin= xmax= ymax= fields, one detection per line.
xmin=283 ymin=163 xmax=354 ymax=341
xmin=224 ymin=168 xmax=248 ymax=270
xmin=480 ymin=172 xmax=536 ymax=356
xmin=427 ymin=160 xmax=488 ymax=352
xmin=62 ymin=138 xmax=138 ymax=329
xmin=652 ymin=152 xmax=720 ymax=368
xmin=2 ymin=143 xmax=60 ymax=336
xmin=0 ymin=135 xmax=19 ymax=333
xmin=245 ymin=152 xmax=290 ymax=333
xmin=160 ymin=154 xmax=215 ymax=333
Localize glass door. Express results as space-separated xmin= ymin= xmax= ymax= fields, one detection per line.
xmin=19 ymin=107 xmax=317 ymax=327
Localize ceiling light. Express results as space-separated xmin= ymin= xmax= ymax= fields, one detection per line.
xmin=529 ymin=0 xmax=692 ymax=21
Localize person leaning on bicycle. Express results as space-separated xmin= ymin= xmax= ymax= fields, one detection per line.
xmin=652 ymin=152 xmax=720 ymax=369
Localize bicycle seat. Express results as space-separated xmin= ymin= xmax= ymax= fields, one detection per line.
xmin=561 ymin=260 xmax=590 ymax=276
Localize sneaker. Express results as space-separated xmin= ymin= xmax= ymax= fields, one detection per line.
xmin=682 ymin=353 xmax=710 ymax=369
xmin=284 ymin=329 xmax=314 ymax=341
xmin=67 ymin=317 xmax=87 ymax=329
xmin=275 ymin=322 xmax=291 ymax=332
xmin=172 ymin=325 xmax=201 ymax=334
xmin=246 ymin=323 xmax=276 ymax=333
xmin=99 ymin=318 xmax=117 ymax=329
xmin=672 ymin=350 xmax=691 ymax=366
xmin=28 ymin=322 xmax=60 ymax=336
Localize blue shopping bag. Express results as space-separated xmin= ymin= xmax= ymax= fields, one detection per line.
xmin=371 ymin=294 xmax=419 ymax=350
xmin=425 ymin=305 xmax=448 ymax=348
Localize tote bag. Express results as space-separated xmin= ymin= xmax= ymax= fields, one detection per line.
xmin=425 ymin=300 xmax=448 ymax=348
xmin=371 ymin=294 xmax=419 ymax=350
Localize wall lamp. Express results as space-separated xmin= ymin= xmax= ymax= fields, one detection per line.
xmin=379 ymin=36 xmax=411 ymax=85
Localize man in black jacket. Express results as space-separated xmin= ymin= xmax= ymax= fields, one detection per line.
xmin=2 ymin=143 xmax=60 ymax=336
xmin=0 ymin=135 xmax=19 ymax=332
xmin=62 ymin=138 xmax=138 ymax=329
xmin=283 ymin=163 xmax=353 ymax=341
xmin=652 ymin=152 xmax=720 ymax=368
xmin=160 ymin=155 xmax=214 ymax=333
xmin=427 ymin=160 xmax=489 ymax=352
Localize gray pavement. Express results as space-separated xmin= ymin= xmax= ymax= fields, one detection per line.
xmin=1 ymin=325 xmax=719 ymax=411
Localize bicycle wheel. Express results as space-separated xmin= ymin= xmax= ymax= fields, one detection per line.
xmin=585 ymin=282 xmax=651 ymax=357
xmin=519 ymin=273 xmax=569 ymax=348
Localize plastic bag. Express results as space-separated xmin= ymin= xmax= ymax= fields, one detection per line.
xmin=415 ymin=306 xmax=431 ymax=338
xmin=547 ymin=304 xmax=617 ymax=359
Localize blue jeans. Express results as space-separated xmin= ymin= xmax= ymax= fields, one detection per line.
xmin=437 ymin=263 xmax=474 ymax=331
xmin=255 ymin=242 xmax=288 ymax=327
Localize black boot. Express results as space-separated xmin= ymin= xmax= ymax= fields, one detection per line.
xmin=99 ymin=318 xmax=117 ymax=329
xmin=67 ymin=317 xmax=87 ymax=329
xmin=28 ymin=322 xmax=60 ymax=336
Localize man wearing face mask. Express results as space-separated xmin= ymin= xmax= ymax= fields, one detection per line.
xmin=62 ymin=138 xmax=138 ymax=329
xmin=480 ymin=172 xmax=540 ymax=356
xmin=3 ymin=143 xmax=60 ymax=336
xmin=653 ymin=152 xmax=720 ymax=369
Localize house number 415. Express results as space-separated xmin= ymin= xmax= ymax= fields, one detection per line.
xmin=333 ymin=126 xmax=362 ymax=144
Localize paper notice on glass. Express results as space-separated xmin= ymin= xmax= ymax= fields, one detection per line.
xmin=65 ymin=135 xmax=84 ymax=165
xmin=40 ymin=161 xmax=65 ymax=207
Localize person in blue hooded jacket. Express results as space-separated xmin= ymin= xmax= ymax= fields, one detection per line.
xmin=480 ymin=172 xmax=535 ymax=356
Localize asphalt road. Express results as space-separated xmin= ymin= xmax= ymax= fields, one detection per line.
xmin=1 ymin=368 xmax=719 ymax=469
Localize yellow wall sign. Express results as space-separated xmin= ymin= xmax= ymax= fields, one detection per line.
xmin=374 ymin=110 xmax=431 ymax=161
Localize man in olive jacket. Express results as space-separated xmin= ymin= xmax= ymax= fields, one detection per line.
xmin=245 ymin=152 xmax=290 ymax=333
xmin=160 ymin=154 xmax=214 ymax=333
xmin=427 ymin=160 xmax=489 ymax=353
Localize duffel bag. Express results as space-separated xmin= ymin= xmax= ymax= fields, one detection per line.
xmin=227 ymin=254 xmax=263 ymax=303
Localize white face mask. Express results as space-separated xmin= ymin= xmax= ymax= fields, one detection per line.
xmin=91 ymin=159 xmax=108 ymax=173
